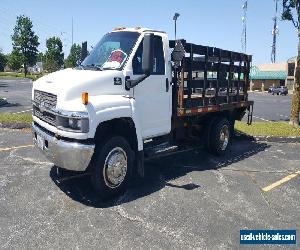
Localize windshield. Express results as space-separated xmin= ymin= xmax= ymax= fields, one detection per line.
xmin=82 ymin=31 xmax=140 ymax=70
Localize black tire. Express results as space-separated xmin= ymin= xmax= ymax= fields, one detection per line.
xmin=91 ymin=136 xmax=134 ymax=199
xmin=208 ymin=118 xmax=231 ymax=156
xmin=202 ymin=117 xmax=218 ymax=152
xmin=229 ymin=119 xmax=235 ymax=139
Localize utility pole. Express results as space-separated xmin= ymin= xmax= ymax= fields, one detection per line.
xmin=241 ymin=0 xmax=248 ymax=53
xmin=271 ymin=0 xmax=279 ymax=63
xmin=71 ymin=17 xmax=74 ymax=46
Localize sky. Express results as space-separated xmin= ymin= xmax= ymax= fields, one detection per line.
xmin=0 ymin=0 xmax=297 ymax=65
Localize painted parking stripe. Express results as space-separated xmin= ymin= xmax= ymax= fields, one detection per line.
xmin=262 ymin=170 xmax=300 ymax=192
xmin=11 ymin=109 xmax=33 ymax=115
xmin=0 ymin=145 xmax=34 ymax=152
xmin=252 ymin=115 xmax=271 ymax=122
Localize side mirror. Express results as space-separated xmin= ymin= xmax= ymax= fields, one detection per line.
xmin=125 ymin=33 xmax=154 ymax=90
xmin=81 ymin=41 xmax=88 ymax=62
xmin=142 ymin=33 xmax=154 ymax=75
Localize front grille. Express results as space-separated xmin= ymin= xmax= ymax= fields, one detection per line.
xmin=33 ymin=106 xmax=56 ymax=126
xmin=33 ymin=90 xmax=57 ymax=126
xmin=34 ymin=90 xmax=57 ymax=109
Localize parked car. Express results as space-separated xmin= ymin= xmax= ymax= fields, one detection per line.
xmin=268 ymin=86 xmax=275 ymax=93
xmin=272 ymin=86 xmax=288 ymax=96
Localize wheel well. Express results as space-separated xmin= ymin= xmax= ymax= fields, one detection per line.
xmin=94 ymin=118 xmax=138 ymax=151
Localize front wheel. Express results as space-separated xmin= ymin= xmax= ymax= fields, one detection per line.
xmin=91 ymin=136 xmax=134 ymax=199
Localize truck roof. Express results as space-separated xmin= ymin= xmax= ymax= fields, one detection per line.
xmin=111 ymin=27 xmax=166 ymax=34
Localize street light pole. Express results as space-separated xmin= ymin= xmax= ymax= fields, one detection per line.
xmin=173 ymin=13 xmax=180 ymax=41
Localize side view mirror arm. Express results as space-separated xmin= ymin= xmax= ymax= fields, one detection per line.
xmin=125 ymin=73 xmax=150 ymax=90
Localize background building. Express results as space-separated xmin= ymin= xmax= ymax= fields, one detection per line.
xmin=286 ymin=56 xmax=296 ymax=90
xmin=250 ymin=63 xmax=287 ymax=91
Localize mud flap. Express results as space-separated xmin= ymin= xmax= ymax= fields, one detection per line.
xmin=247 ymin=104 xmax=254 ymax=125
xmin=136 ymin=150 xmax=145 ymax=178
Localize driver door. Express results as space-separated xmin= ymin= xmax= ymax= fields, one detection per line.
xmin=132 ymin=35 xmax=171 ymax=139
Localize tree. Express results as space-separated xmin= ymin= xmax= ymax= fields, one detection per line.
xmin=0 ymin=49 xmax=7 ymax=72
xmin=282 ymin=0 xmax=300 ymax=127
xmin=7 ymin=49 xmax=23 ymax=71
xmin=11 ymin=15 xmax=39 ymax=76
xmin=44 ymin=37 xmax=64 ymax=72
xmin=37 ymin=52 xmax=45 ymax=62
xmin=65 ymin=44 xmax=81 ymax=68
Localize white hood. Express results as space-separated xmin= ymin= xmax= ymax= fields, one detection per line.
xmin=33 ymin=68 xmax=128 ymax=103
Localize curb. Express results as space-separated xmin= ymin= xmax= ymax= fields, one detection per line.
xmin=0 ymin=122 xmax=31 ymax=130
xmin=234 ymin=133 xmax=300 ymax=143
xmin=253 ymin=135 xmax=300 ymax=143
xmin=0 ymin=98 xmax=8 ymax=107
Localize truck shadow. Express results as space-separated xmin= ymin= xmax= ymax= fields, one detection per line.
xmin=50 ymin=139 xmax=270 ymax=208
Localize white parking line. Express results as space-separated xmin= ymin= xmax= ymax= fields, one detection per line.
xmin=279 ymin=114 xmax=289 ymax=119
xmin=252 ymin=115 xmax=271 ymax=122
xmin=11 ymin=109 xmax=33 ymax=115
xmin=0 ymin=145 xmax=34 ymax=152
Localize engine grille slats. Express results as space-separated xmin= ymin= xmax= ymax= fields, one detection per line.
xmin=33 ymin=90 xmax=57 ymax=126
xmin=34 ymin=90 xmax=57 ymax=109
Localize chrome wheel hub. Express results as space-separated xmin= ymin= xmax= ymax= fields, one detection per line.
xmin=103 ymin=147 xmax=127 ymax=188
xmin=219 ymin=125 xmax=229 ymax=151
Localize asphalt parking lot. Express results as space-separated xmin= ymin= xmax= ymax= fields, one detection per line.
xmin=248 ymin=91 xmax=291 ymax=122
xmin=0 ymin=129 xmax=299 ymax=248
xmin=0 ymin=78 xmax=32 ymax=113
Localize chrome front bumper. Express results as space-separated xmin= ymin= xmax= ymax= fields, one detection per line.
xmin=32 ymin=123 xmax=95 ymax=171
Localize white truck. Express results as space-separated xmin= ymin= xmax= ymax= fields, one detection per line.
xmin=32 ymin=27 xmax=253 ymax=199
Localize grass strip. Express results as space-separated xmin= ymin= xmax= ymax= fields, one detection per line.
xmin=0 ymin=72 xmax=45 ymax=80
xmin=235 ymin=121 xmax=300 ymax=137
xmin=0 ymin=113 xmax=32 ymax=124
xmin=0 ymin=113 xmax=299 ymax=137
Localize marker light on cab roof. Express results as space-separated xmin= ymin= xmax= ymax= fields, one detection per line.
xmin=113 ymin=27 xmax=126 ymax=31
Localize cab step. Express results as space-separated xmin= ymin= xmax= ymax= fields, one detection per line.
xmin=144 ymin=142 xmax=195 ymax=160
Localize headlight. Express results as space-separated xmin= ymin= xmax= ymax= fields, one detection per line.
xmin=56 ymin=111 xmax=89 ymax=133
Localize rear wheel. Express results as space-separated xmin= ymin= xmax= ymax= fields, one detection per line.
xmin=208 ymin=118 xmax=231 ymax=156
xmin=91 ymin=136 xmax=134 ymax=199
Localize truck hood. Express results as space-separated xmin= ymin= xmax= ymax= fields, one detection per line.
xmin=33 ymin=68 xmax=128 ymax=102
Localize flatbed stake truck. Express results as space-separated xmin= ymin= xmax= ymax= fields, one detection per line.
xmin=32 ymin=27 xmax=253 ymax=199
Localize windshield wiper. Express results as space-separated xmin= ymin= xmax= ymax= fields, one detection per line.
xmin=80 ymin=64 xmax=102 ymax=71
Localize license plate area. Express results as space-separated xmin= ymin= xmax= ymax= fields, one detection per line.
xmin=36 ymin=134 xmax=45 ymax=150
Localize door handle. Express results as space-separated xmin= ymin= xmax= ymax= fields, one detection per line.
xmin=166 ymin=78 xmax=169 ymax=92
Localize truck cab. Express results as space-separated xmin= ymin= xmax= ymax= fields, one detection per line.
xmin=32 ymin=27 xmax=253 ymax=199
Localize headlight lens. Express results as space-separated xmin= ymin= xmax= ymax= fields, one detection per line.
xmin=56 ymin=112 xmax=89 ymax=133
xmin=69 ymin=118 xmax=80 ymax=129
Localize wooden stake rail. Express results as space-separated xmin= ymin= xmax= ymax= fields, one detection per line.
xmin=170 ymin=40 xmax=253 ymax=117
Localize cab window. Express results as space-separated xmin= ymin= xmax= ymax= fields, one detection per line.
xmin=133 ymin=35 xmax=165 ymax=75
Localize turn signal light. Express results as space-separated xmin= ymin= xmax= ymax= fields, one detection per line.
xmin=81 ymin=92 xmax=88 ymax=105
